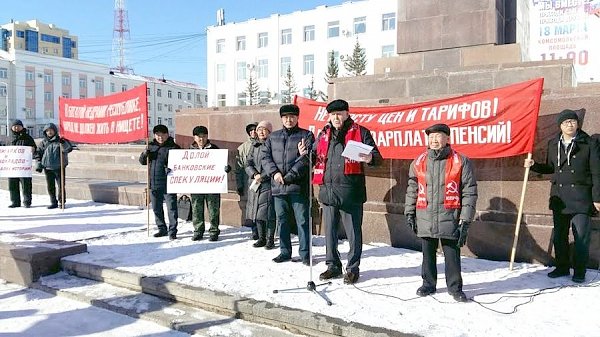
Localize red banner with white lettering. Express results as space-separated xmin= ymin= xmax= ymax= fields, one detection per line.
xmin=58 ymin=83 xmax=148 ymax=144
xmin=296 ymin=78 xmax=544 ymax=159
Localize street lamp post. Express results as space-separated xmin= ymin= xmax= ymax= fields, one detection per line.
xmin=0 ymin=81 xmax=8 ymax=136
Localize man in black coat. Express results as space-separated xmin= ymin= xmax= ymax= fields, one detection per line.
xmin=8 ymin=119 xmax=37 ymax=208
xmin=304 ymin=99 xmax=382 ymax=284
xmin=139 ymin=124 xmax=181 ymax=240
xmin=262 ymin=104 xmax=315 ymax=264
xmin=525 ymin=109 xmax=600 ymax=283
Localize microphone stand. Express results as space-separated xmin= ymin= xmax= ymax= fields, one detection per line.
xmin=273 ymin=139 xmax=333 ymax=306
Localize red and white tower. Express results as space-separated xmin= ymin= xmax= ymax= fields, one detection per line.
xmin=112 ymin=0 xmax=133 ymax=74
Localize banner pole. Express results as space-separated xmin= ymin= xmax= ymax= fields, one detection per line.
xmin=509 ymin=152 xmax=532 ymax=270
xmin=146 ymin=137 xmax=150 ymax=237
xmin=59 ymin=142 xmax=65 ymax=210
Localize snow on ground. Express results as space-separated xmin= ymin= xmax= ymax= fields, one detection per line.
xmin=2 ymin=190 xmax=600 ymax=337
xmin=0 ymin=280 xmax=190 ymax=337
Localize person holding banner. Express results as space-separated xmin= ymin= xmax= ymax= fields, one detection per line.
xmin=245 ymin=120 xmax=277 ymax=249
xmin=524 ymin=109 xmax=600 ymax=283
xmin=303 ymin=99 xmax=382 ymax=285
xmin=405 ymin=123 xmax=477 ymax=302
xmin=189 ymin=125 xmax=231 ymax=242
xmin=262 ymin=104 xmax=315 ymax=264
xmin=139 ymin=124 xmax=181 ymax=240
xmin=8 ymin=119 xmax=37 ymax=208
xmin=35 ymin=123 xmax=73 ymax=209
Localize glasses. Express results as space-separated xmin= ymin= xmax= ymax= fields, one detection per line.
xmin=561 ymin=120 xmax=577 ymax=126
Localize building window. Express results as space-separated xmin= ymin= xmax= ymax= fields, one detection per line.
xmin=44 ymin=73 xmax=52 ymax=83
xmin=237 ymin=92 xmax=247 ymax=106
xmin=44 ymin=92 xmax=53 ymax=102
xmin=303 ymin=55 xmax=314 ymax=75
xmin=216 ymin=39 xmax=225 ymax=53
xmin=156 ymin=88 xmax=162 ymax=97
xmin=62 ymin=92 xmax=71 ymax=98
xmin=196 ymin=93 xmax=202 ymax=103
xmin=280 ymin=57 xmax=291 ymax=77
xmin=95 ymin=80 xmax=103 ymax=90
xmin=0 ymin=68 xmax=7 ymax=78
xmin=62 ymin=75 xmax=71 ymax=85
xmin=25 ymin=71 xmax=34 ymax=81
xmin=236 ymin=36 xmax=246 ymax=51
xmin=258 ymin=91 xmax=270 ymax=105
xmin=167 ymin=104 xmax=173 ymax=112
xmin=110 ymin=82 xmax=115 ymax=92
xmin=167 ymin=90 xmax=172 ymax=98
xmin=257 ymin=59 xmax=268 ymax=78
xmin=121 ymin=84 xmax=127 ymax=92
xmin=281 ymin=29 xmax=292 ymax=45
xmin=148 ymin=102 xmax=151 ymax=111
xmin=41 ymin=33 xmax=60 ymax=43
xmin=187 ymin=92 xmax=192 ymax=100
xmin=382 ymin=45 xmax=395 ymax=58
xmin=157 ymin=117 xmax=162 ymax=125
xmin=157 ymin=103 xmax=163 ymax=111
xmin=354 ymin=16 xmax=367 ymax=34
xmin=382 ymin=13 xmax=396 ymax=31
xmin=44 ymin=110 xmax=54 ymax=119
xmin=79 ymin=77 xmax=87 ymax=88
xmin=167 ymin=118 xmax=173 ymax=126
xmin=177 ymin=91 xmax=182 ymax=99
xmin=327 ymin=50 xmax=340 ymax=65
xmin=0 ymin=85 xmax=6 ymax=97
xmin=80 ymin=94 xmax=86 ymax=99
xmin=217 ymin=64 xmax=226 ymax=82
xmin=258 ymin=32 xmax=268 ymax=48
xmin=303 ymin=25 xmax=315 ymax=42
xmin=237 ymin=62 xmax=247 ymax=81
xmin=25 ymin=89 xmax=34 ymax=99
xmin=217 ymin=94 xmax=226 ymax=107
xmin=328 ymin=21 xmax=339 ymax=38
xmin=147 ymin=87 xmax=150 ymax=96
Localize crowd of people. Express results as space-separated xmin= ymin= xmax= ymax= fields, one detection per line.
xmin=6 ymin=102 xmax=598 ymax=301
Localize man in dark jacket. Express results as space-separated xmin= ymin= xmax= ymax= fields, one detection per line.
xmin=189 ymin=125 xmax=230 ymax=242
xmin=308 ymin=99 xmax=382 ymax=284
xmin=8 ymin=119 xmax=37 ymax=208
xmin=262 ymin=104 xmax=315 ymax=264
xmin=139 ymin=124 xmax=181 ymax=240
xmin=524 ymin=109 xmax=600 ymax=283
xmin=35 ymin=123 xmax=73 ymax=209
xmin=405 ymin=123 xmax=478 ymax=302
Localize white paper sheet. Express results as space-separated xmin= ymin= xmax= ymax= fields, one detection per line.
xmin=341 ymin=140 xmax=373 ymax=161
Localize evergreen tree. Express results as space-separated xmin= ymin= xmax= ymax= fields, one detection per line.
xmin=307 ymin=77 xmax=317 ymax=100
xmin=324 ymin=50 xmax=339 ymax=84
xmin=246 ymin=73 xmax=259 ymax=105
xmin=282 ymin=65 xmax=297 ymax=103
xmin=343 ymin=39 xmax=367 ymax=76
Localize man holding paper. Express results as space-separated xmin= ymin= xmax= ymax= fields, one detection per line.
xmin=303 ymin=99 xmax=382 ymax=284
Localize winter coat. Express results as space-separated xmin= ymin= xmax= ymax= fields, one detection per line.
xmin=530 ymin=130 xmax=600 ymax=215
xmin=314 ymin=118 xmax=382 ymax=207
xmin=262 ymin=125 xmax=315 ymax=196
xmin=11 ymin=128 xmax=37 ymax=150
xmin=245 ymin=139 xmax=275 ymax=222
xmin=236 ymin=137 xmax=254 ymax=191
xmin=139 ymin=137 xmax=181 ymax=191
xmin=36 ymin=123 xmax=73 ymax=170
xmin=405 ymin=145 xmax=478 ymax=240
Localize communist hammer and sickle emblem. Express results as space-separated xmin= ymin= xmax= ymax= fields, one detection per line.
xmin=446 ymin=181 xmax=458 ymax=194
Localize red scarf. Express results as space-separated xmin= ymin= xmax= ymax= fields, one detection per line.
xmin=313 ymin=122 xmax=363 ymax=185
xmin=414 ymin=149 xmax=462 ymax=209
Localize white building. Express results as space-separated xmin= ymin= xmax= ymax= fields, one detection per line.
xmin=0 ymin=47 xmax=206 ymax=139
xmin=206 ymin=0 xmax=397 ymax=107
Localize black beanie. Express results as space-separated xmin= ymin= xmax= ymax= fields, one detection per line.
xmin=245 ymin=122 xmax=258 ymax=135
xmin=326 ymin=99 xmax=349 ymax=113
xmin=153 ymin=124 xmax=168 ymax=134
xmin=193 ymin=125 xmax=208 ymax=136
xmin=279 ymin=104 xmax=300 ymax=117
xmin=11 ymin=119 xmax=24 ymax=127
xmin=556 ymin=109 xmax=579 ymax=126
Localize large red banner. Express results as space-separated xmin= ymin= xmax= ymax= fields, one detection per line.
xmin=297 ymin=78 xmax=544 ymax=159
xmin=59 ymin=83 xmax=148 ymax=144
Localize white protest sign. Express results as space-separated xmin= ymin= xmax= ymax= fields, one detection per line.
xmin=0 ymin=146 xmax=33 ymax=178
xmin=167 ymin=149 xmax=228 ymax=194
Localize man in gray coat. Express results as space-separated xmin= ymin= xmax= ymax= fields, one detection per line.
xmin=404 ymin=123 xmax=477 ymax=302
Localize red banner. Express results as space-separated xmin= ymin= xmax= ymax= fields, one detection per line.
xmin=59 ymin=83 xmax=148 ymax=144
xmin=297 ymin=78 xmax=544 ymax=159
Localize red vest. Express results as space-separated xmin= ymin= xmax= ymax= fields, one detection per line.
xmin=313 ymin=123 xmax=363 ymax=185
xmin=414 ymin=149 xmax=463 ymax=209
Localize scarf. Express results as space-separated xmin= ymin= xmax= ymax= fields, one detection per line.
xmin=414 ymin=149 xmax=462 ymax=209
xmin=313 ymin=122 xmax=363 ymax=185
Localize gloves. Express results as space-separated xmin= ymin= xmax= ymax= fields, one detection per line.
xmin=224 ymin=165 xmax=231 ymax=173
xmin=406 ymin=214 xmax=417 ymax=234
xmin=457 ymin=220 xmax=470 ymax=247
xmin=58 ymin=137 xmax=66 ymax=144
xmin=237 ymin=187 xmax=244 ymax=196
xmin=146 ymin=145 xmax=159 ymax=160
xmin=35 ymin=162 xmax=44 ymax=173
xmin=165 ymin=168 xmax=172 ymax=175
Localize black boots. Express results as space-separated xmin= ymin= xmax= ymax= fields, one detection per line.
xmin=253 ymin=221 xmax=266 ymax=248
xmin=265 ymin=227 xmax=275 ymax=250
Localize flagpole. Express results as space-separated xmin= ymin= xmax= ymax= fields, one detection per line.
xmin=509 ymin=152 xmax=532 ymax=270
